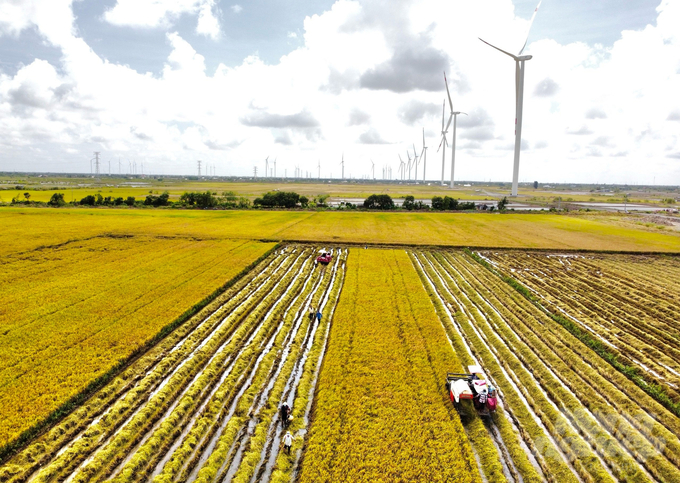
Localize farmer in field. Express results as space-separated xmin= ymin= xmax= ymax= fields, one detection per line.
xmin=283 ymin=431 xmax=293 ymax=454
xmin=308 ymin=305 xmax=315 ymax=321
xmin=280 ymin=402 xmax=290 ymax=428
xmin=316 ymin=309 xmax=322 ymax=322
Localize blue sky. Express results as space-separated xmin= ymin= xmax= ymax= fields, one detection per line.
xmin=0 ymin=0 xmax=678 ymax=183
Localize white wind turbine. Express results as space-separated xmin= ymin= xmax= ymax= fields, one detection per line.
xmin=264 ymin=156 xmax=269 ymax=178
xmin=420 ymin=128 xmax=427 ymax=182
xmin=406 ymin=150 xmax=413 ymax=180
xmin=437 ymin=100 xmax=452 ymax=185
xmin=444 ymin=72 xmax=467 ymax=189
xmin=318 ymin=160 xmax=321 ymax=179
xmin=340 ymin=153 xmax=345 ymax=179
xmin=479 ymin=0 xmax=543 ymax=196
xmin=371 ymin=159 xmax=375 ymax=179
xmin=398 ymin=154 xmax=405 ymax=180
xmin=412 ymin=144 xmax=419 ymax=181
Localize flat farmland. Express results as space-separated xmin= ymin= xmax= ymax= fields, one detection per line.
xmin=2 ymin=220 xmax=680 ymax=482
xmin=2 ymin=208 xmax=680 ymax=254
xmin=0 ymin=235 xmax=275 ymax=448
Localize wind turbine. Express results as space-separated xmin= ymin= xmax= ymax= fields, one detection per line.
xmin=318 ymin=160 xmax=321 ymax=179
xmin=479 ymin=0 xmax=542 ymax=196
xmin=412 ymin=144 xmax=419 ymax=181
xmin=444 ymin=72 xmax=467 ymax=189
xmin=420 ymin=128 xmax=427 ymax=182
xmin=370 ymin=159 xmax=375 ymax=179
xmin=437 ymin=100 xmax=452 ymax=185
xmin=340 ymin=154 xmax=345 ymax=179
xmin=264 ymin=156 xmax=269 ymax=178
xmin=274 ymin=158 xmax=277 ymax=177
xmin=406 ymin=151 xmax=413 ymax=180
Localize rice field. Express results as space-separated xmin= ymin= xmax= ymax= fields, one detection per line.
xmin=2 ymin=239 xmax=680 ymax=482
xmin=2 ymin=208 xmax=680 ymax=255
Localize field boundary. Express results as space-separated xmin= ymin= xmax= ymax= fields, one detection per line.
xmin=463 ymin=247 xmax=680 ymax=419
xmin=0 ymin=241 xmax=281 ymax=464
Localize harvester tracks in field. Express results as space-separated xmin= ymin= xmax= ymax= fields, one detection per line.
xmin=0 ymin=246 xmax=346 ymax=483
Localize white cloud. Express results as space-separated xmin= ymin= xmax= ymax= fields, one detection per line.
xmin=1 ymin=0 xmax=680 ymax=183
xmin=231 ymin=5 xmax=243 ymax=14
xmin=104 ymin=0 xmax=221 ymax=39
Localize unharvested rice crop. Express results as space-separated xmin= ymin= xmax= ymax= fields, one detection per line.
xmin=0 ymin=235 xmax=275 ymax=447
xmin=298 ymin=249 xmax=482 ymax=483
xmin=3 ymin=207 xmax=680 ymax=255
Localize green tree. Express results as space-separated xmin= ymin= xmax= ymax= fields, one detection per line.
xmin=23 ymin=192 xmax=31 ymax=201
xmin=125 ymin=196 xmax=136 ymax=206
xmin=48 ymin=193 xmax=65 ymax=207
xmin=363 ymin=194 xmax=394 ymax=209
xmin=533 ymin=181 xmax=538 ymax=189
xmin=497 ymin=196 xmax=509 ymax=211
xmin=403 ymin=195 xmax=415 ymax=210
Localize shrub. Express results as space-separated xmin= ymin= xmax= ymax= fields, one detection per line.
xmin=48 ymin=193 xmax=66 ymax=207
xmin=253 ymin=191 xmax=301 ymax=208
xmin=125 ymin=196 xmax=136 ymax=206
xmin=363 ymin=194 xmax=394 ymax=210
xmin=144 ymin=191 xmax=170 ymax=207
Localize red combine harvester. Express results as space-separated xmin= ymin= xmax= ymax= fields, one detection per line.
xmin=316 ymin=251 xmax=332 ymax=265
xmin=446 ymin=365 xmax=497 ymax=416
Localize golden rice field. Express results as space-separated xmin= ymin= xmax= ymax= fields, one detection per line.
xmin=2 ymin=242 xmax=680 ymax=482
xmin=2 ymin=207 xmax=680 ymax=255
xmin=0 ymin=236 xmax=275 ymax=448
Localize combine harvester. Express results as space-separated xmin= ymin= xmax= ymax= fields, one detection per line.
xmin=446 ymin=365 xmax=498 ymax=416
xmin=316 ymin=251 xmax=333 ymax=265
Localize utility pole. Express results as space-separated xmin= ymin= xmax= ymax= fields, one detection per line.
xmin=197 ymin=160 xmax=202 ymax=176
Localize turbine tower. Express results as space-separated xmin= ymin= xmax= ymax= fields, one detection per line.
xmin=444 ymin=72 xmax=467 ymax=189
xmin=340 ymin=154 xmax=345 ymax=179
xmin=370 ymin=159 xmax=375 ymax=179
xmin=437 ymin=100 xmax=452 ymax=185
xmin=318 ymin=160 xmax=321 ymax=179
xmin=420 ymin=128 xmax=427 ymax=182
xmin=412 ymin=144 xmax=419 ymax=181
xmin=479 ymin=0 xmax=542 ymax=196
xmin=264 ymin=156 xmax=269 ymax=178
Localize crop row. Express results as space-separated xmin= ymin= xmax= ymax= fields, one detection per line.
xmin=1 ymin=245 xmax=347 ymax=483
xmin=412 ymin=250 xmax=680 ymax=483
xmin=483 ymin=252 xmax=680 ymax=397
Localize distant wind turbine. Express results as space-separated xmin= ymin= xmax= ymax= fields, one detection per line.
xmin=420 ymin=128 xmax=427 ymax=182
xmin=340 ymin=153 xmax=345 ymax=179
xmin=318 ymin=160 xmax=321 ymax=179
xmin=371 ymin=159 xmax=375 ymax=179
xmin=412 ymin=144 xmax=419 ymax=181
xmin=444 ymin=72 xmax=467 ymax=189
xmin=264 ymin=156 xmax=269 ymax=178
xmin=437 ymin=100 xmax=452 ymax=185
xmin=479 ymin=0 xmax=543 ymax=196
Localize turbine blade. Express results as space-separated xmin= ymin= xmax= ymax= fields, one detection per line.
xmin=479 ymin=38 xmax=519 ymax=60
xmin=444 ymin=113 xmax=453 ymax=133
xmin=437 ymin=136 xmax=444 ymax=152
xmin=444 ymin=72 xmax=454 ymax=112
xmin=441 ymin=101 xmax=445 ymax=130
xmin=422 ymin=127 xmax=425 ymax=146
xmin=519 ymin=0 xmax=543 ymax=55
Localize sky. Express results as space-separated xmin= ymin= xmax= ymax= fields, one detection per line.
xmin=0 ymin=0 xmax=678 ymax=184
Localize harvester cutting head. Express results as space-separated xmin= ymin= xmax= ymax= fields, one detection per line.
xmin=445 ymin=366 xmax=497 ymax=414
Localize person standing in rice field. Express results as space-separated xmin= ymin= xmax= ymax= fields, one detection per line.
xmin=316 ymin=309 xmax=322 ymax=322
xmin=280 ymin=402 xmax=290 ymax=428
xmin=308 ymin=305 xmax=315 ymax=322
xmin=283 ymin=431 xmax=293 ymax=454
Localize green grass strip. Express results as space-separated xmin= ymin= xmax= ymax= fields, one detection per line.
xmin=463 ymin=247 xmax=680 ymax=419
